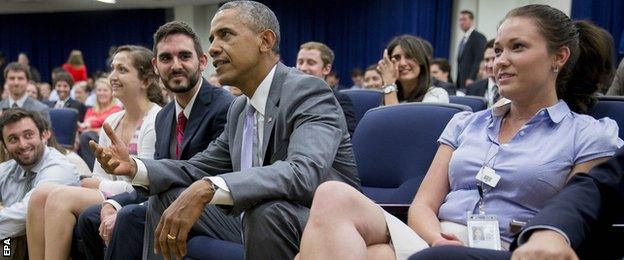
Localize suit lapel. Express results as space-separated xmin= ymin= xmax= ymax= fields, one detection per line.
xmin=261 ymin=63 xmax=285 ymax=158
xmin=232 ymin=99 xmax=247 ymax=171
xmin=181 ymin=80 xmax=213 ymax=154
xmin=160 ymin=104 xmax=175 ymax=159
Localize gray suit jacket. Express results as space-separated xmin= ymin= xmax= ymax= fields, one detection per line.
xmin=137 ymin=63 xmax=360 ymax=215
xmin=0 ymin=96 xmax=51 ymax=122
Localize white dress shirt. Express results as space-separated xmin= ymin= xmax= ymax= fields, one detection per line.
xmin=8 ymin=94 xmax=28 ymax=108
xmin=133 ymin=65 xmax=278 ymax=205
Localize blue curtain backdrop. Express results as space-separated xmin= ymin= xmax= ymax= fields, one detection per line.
xmin=571 ymin=0 xmax=624 ymax=62
xmin=0 ymin=9 xmax=166 ymax=83
xmin=261 ymin=0 xmax=453 ymax=88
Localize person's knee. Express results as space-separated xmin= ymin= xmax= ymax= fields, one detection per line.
xmin=28 ymin=183 xmax=59 ymax=212
xmin=44 ymin=186 xmax=74 ymax=212
xmin=244 ymin=200 xmax=302 ymax=233
xmin=309 ymin=181 xmax=359 ymax=220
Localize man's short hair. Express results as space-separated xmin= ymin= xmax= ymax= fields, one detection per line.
xmin=218 ymin=1 xmax=281 ymax=53
xmin=153 ymin=21 xmax=204 ymax=58
xmin=4 ymin=62 xmax=31 ymax=81
xmin=485 ymin=38 xmax=495 ymax=49
xmin=52 ymin=71 xmax=74 ymax=89
xmin=327 ymin=70 xmax=339 ymax=79
xmin=300 ymin=42 xmax=335 ymax=67
xmin=0 ymin=108 xmax=49 ymax=143
xmin=460 ymin=10 xmax=475 ymax=20
xmin=350 ymin=68 xmax=363 ymax=78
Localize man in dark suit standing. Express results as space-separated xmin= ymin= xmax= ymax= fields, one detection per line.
xmin=466 ymin=39 xmax=499 ymax=107
xmin=0 ymin=62 xmax=50 ymax=121
xmin=296 ymin=41 xmax=357 ymax=136
xmin=410 ymin=147 xmax=624 ymax=260
xmin=47 ymin=71 xmax=87 ymax=122
xmin=76 ymin=21 xmax=235 ymax=260
xmin=456 ymin=10 xmax=487 ymax=89
xmin=91 ymin=1 xmax=359 ymax=259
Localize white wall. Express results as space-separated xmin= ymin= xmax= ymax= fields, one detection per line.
xmin=173 ymin=4 xmax=220 ymax=78
xmin=449 ymin=0 xmax=571 ymax=81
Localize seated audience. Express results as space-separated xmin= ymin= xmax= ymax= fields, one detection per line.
xmin=17 ymin=53 xmax=41 ymax=83
xmin=37 ymin=82 xmax=51 ymax=102
xmin=0 ymin=62 xmax=50 ymax=121
xmin=296 ymin=41 xmax=357 ymax=136
xmin=47 ymin=71 xmax=87 ymax=122
xmin=377 ymin=35 xmax=449 ymax=105
xmin=0 ymin=109 xmax=79 ymax=259
xmin=297 ymin=5 xmax=622 ymax=260
xmin=25 ymin=81 xmax=41 ymax=100
xmin=350 ymin=68 xmax=365 ymax=89
xmin=363 ymin=64 xmax=383 ymax=89
xmin=466 ymin=39 xmax=499 ymax=107
xmin=418 ymin=37 xmax=456 ymax=95
xmin=73 ymin=82 xmax=90 ymax=105
xmin=62 ymin=50 xmax=88 ymax=83
xmin=76 ymin=21 xmax=235 ymax=259
xmin=430 ymin=58 xmax=453 ymax=84
xmin=26 ymin=45 xmax=162 ymax=260
xmin=77 ymin=78 xmax=121 ymax=170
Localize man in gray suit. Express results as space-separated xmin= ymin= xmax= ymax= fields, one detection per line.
xmin=1 ymin=62 xmax=50 ymax=121
xmin=91 ymin=1 xmax=359 ymax=259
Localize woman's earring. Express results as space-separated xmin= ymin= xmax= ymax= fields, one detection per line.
xmin=553 ymin=66 xmax=559 ymax=74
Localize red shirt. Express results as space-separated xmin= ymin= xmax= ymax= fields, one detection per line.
xmin=62 ymin=63 xmax=88 ymax=83
xmin=85 ymin=105 xmax=122 ymax=129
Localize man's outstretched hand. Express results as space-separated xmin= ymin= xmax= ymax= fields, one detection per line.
xmin=89 ymin=123 xmax=138 ymax=178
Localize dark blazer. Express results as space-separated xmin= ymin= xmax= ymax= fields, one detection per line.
xmin=333 ymin=88 xmax=356 ymax=137
xmin=432 ymin=78 xmax=456 ymax=95
xmin=457 ymin=30 xmax=487 ymax=89
xmin=466 ymin=78 xmax=488 ymax=97
xmin=110 ymin=79 xmax=234 ymax=207
xmin=138 ymin=62 xmax=360 ymax=216
xmin=513 ymin=147 xmax=624 ymax=258
xmin=47 ymin=98 xmax=87 ymax=122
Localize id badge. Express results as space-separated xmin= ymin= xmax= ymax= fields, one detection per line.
xmin=475 ymin=166 xmax=500 ymax=188
xmin=467 ymin=213 xmax=502 ymax=250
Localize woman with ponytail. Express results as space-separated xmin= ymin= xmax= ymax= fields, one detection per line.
xmin=297 ymin=5 xmax=622 ymax=260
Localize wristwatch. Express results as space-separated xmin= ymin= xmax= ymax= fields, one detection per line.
xmin=383 ymin=83 xmax=398 ymax=94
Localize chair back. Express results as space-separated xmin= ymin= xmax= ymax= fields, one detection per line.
xmin=49 ymin=108 xmax=78 ymax=147
xmin=352 ymin=102 xmax=471 ymax=204
xmin=449 ymin=95 xmax=487 ymax=112
xmin=340 ymin=89 xmax=383 ymax=125
xmin=588 ymin=96 xmax=624 ymax=139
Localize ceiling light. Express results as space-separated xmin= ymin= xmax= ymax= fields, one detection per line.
xmin=96 ymin=0 xmax=116 ymax=4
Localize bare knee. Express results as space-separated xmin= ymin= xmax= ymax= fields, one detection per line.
xmin=308 ymin=181 xmax=365 ymax=224
xmin=44 ymin=186 xmax=77 ymax=213
xmin=28 ymin=183 xmax=61 ymax=212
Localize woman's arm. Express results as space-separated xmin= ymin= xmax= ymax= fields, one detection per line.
xmin=566 ymin=157 xmax=610 ymax=182
xmin=408 ymin=144 xmax=455 ymax=245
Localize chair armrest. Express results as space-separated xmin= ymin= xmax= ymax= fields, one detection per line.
xmin=379 ymin=204 xmax=410 ymax=223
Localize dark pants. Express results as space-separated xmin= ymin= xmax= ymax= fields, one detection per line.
xmin=146 ymin=187 xmax=308 ymax=260
xmin=77 ymin=203 xmax=146 ymax=260
xmin=409 ymin=245 xmax=510 ymax=260
xmin=78 ymin=131 xmax=99 ymax=171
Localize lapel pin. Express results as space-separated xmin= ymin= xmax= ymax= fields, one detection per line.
xmin=267 ymin=117 xmax=273 ymax=123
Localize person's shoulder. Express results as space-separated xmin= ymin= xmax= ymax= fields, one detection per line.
xmin=104 ymin=109 xmax=125 ymax=124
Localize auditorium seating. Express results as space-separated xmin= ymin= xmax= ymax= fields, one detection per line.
xmin=351 ymin=103 xmax=471 ymax=204
xmin=49 ymin=108 xmax=78 ymax=148
xmin=449 ymin=95 xmax=487 ymax=112
xmin=588 ymin=95 xmax=624 ymax=139
xmin=340 ymin=89 xmax=383 ymax=125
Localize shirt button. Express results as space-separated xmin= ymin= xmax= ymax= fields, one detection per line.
xmin=519 ymin=131 xmax=525 ymax=136
xmin=540 ymin=111 xmax=545 ymax=115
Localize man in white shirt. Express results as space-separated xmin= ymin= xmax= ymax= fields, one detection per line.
xmin=0 ymin=63 xmax=50 ymax=122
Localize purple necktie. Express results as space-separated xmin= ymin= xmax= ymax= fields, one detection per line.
xmin=240 ymin=105 xmax=256 ymax=171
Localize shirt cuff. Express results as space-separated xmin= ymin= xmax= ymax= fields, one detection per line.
xmin=204 ymin=176 xmax=233 ymax=205
xmin=517 ymin=225 xmax=571 ymax=246
xmin=131 ymin=158 xmax=150 ymax=187
xmin=103 ymin=199 xmax=122 ymax=211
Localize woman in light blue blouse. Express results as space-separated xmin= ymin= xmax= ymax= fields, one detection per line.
xmin=297 ymin=5 xmax=623 ymax=260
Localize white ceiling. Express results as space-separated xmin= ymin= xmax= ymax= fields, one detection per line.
xmin=0 ymin=0 xmax=224 ymax=14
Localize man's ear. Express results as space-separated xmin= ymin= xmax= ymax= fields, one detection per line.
xmin=41 ymin=129 xmax=51 ymax=144
xmin=151 ymin=57 xmax=159 ymax=76
xmin=198 ymin=52 xmax=209 ymax=72
xmin=322 ymin=63 xmax=332 ymax=77
xmin=259 ymin=29 xmax=277 ymax=53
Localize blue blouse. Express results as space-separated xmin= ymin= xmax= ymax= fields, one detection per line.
xmin=437 ymin=100 xmax=623 ymax=242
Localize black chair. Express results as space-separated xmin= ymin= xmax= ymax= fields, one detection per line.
xmin=449 ymin=95 xmax=487 ymax=112
xmin=49 ymin=108 xmax=78 ymax=148
xmin=340 ymin=89 xmax=383 ymax=125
